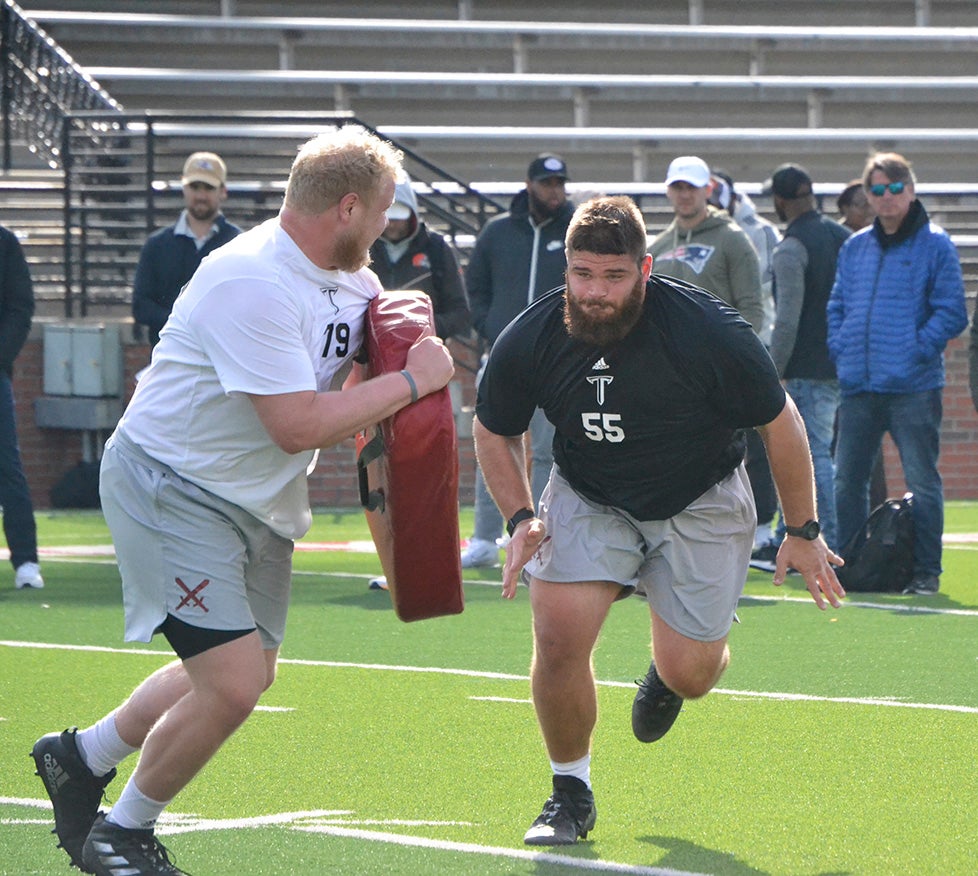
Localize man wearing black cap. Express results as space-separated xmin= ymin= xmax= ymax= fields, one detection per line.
xmin=766 ymin=163 xmax=851 ymax=552
xmin=461 ymin=153 xmax=574 ymax=569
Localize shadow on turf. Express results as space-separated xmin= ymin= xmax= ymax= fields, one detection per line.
xmin=638 ymin=835 xmax=852 ymax=875
xmin=300 ymin=587 xmax=398 ymax=612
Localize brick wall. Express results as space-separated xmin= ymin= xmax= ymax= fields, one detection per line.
xmin=12 ymin=325 xmax=483 ymax=511
xmin=11 ymin=324 xmax=977 ymax=511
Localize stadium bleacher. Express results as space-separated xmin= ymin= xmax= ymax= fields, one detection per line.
xmin=16 ymin=4 xmax=978 ymax=184
xmin=12 ymin=0 xmax=978 ymax=289
xmin=4 ymin=0 xmax=977 ymax=508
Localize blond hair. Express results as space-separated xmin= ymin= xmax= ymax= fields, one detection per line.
xmin=285 ymin=126 xmax=403 ymax=214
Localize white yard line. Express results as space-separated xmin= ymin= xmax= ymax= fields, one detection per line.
xmin=2 ymin=639 xmax=977 ymax=714
xmin=4 ymin=530 xmax=977 ymax=563
xmin=0 ymin=798 xmax=707 ymax=875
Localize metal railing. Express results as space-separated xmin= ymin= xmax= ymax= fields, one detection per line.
xmin=0 ymin=0 xmax=505 ymax=317
xmin=56 ymin=110 xmax=504 ymax=316
xmin=0 ymin=0 xmax=120 ymax=171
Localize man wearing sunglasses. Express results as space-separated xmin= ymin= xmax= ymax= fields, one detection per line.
xmin=827 ymin=152 xmax=968 ymax=595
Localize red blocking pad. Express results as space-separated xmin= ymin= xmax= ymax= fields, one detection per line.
xmin=356 ymin=291 xmax=463 ymax=621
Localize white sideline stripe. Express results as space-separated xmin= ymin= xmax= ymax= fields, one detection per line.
xmin=2 ymin=796 xmax=48 ymax=808
xmin=470 ymin=696 xmax=533 ymax=703
xmin=4 ymin=531 xmax=976 ymax=562
xmin=737 ymin=593 xmax=978 ymax=617
xmin=709 ymin=689 xmax=978 ymax=713
xmin=0 ymin=541 xmax=380 ymax=559
xmin=3 ymin=639 xmax=977 ymax=714
xmin=158 ymin=809 xmax=352 ymax=835
xmin=0 ymin=797 xmax=699 ymax=875
xmin=293 ymin=823 xmax=708 ymax=876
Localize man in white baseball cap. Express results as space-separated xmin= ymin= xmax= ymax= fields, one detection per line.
xmin=649 ymin=154 xmax=764 ymax=333
xmin=664 ymin=155 xmax=711 ymax=188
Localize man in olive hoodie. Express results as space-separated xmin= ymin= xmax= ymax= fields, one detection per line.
xmin=650 ymin=156 xmax=771 ymax=559
xmin=648 ymin=156 xmax=765 ymax=334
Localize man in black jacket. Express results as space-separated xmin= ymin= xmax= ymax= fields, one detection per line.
xmin=461 ymin=153 xmax=574 ymax=568
xmin=132 ymin=152 xmax=242 ymax=346
xmin=0 ymin=225 xmax=43 ymax=589
xmin=768 ymin=163 xmax=851 ymax=552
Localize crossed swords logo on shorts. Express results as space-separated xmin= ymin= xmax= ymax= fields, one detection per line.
xmin=175 ymin=577 xmax=210 ymax=613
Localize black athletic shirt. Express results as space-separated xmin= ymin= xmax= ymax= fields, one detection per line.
xmin=476 ymin=275 xmax=786 ymax=521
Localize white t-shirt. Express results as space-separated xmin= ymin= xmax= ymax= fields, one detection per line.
xmin=120 ymin=218 xmax=381 ymax=539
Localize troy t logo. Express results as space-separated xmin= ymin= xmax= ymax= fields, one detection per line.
xmin=586 ymin=375 xmax=614 ymax=405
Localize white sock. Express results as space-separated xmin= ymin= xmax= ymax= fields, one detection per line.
xmin=106 ymin=778 xmax=171 ymax=831
xmin=550 ymin=753 xmax=591 ymax=789
xmin=76 ymin=713 xmax=138 ymax=778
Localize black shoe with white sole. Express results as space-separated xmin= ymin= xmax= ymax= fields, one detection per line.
xmin=523 ymin=775 xmax=596 ymax=846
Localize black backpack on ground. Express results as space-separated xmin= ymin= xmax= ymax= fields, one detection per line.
xmin=836 ymin=493 xmax=915 ymax=593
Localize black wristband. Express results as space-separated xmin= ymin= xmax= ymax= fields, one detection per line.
xmin=506 ymin=508 xmax=535 ymax=537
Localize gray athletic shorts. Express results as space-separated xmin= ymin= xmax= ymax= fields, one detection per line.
xmin=524 ymin=464 xmax=756 ymax=642
xmin=99 ymin=430 xmax=293 ymax=649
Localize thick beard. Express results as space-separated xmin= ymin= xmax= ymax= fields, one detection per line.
xmin=564 ymin=276 xmax=645 ymax=347
xmin=333 ymin=226 xmax=372 ymax=273
xmin=528 ymin=188 xmax=562 ymax=222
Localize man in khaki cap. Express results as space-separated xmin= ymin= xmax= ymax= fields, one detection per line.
xmin=132 ymin=151 xmax=242 ymax=345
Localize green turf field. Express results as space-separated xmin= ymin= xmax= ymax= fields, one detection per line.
xmin=2 ymin=504 xmax=977 ymax=875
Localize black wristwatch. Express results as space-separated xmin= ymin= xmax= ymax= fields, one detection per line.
xmin=785 ymin=519 xmax=821 ymax=540
xmin=506 ymin=508 xmax=535 ymax=537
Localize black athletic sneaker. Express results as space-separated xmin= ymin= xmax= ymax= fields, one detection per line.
xmin=523 ymin=774 xmax=597 ymax=846
xmin=902 ymin=574 xmax=940 ymax=595
xmin=31 ymin=727 xmax=116 ymax=870
xmin=631 ymin=661 xmax=684 ymax=743
xmin=83 ymin=814 xmax=189 ymax=875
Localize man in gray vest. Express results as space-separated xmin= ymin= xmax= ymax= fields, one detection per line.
xmin=767 ymin=163 xmax=851 ymax=550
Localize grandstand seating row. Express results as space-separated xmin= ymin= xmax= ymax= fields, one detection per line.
xmin=21 ymin=0 xmax=977 ymax=28
xmin=9 ymin=1 xmax=978 ymax=308
xmin=18 ymin=4 xmax=978 ymax=188
xmin=26 ymin=11 xmax=978 ymax=77
xmin=77 ymin=67 xmax=978 ymax=134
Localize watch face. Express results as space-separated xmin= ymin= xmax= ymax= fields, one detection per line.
xmin=788 ymin=520 xmax=820 ymax=539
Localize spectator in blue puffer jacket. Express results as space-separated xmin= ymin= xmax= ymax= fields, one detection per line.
xmin=827 ymin=152 xmax=968 ymax=596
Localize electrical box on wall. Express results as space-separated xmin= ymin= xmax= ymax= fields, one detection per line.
xmin=43 ymin=324 xmax=123 ymax=397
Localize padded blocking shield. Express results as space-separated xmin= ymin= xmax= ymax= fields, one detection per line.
xmin=356 ymin=290 xmax=463 ymax=621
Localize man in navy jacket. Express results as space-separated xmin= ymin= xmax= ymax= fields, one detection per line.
xmin=0 ymin=225 xmax=43 ymax=589
xmin=827 ymin=152 xmax=967 ymax=595
xmin=132 ymin=152 xmax=241 ymax=346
